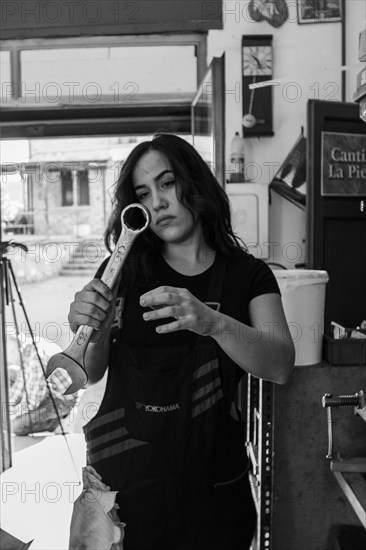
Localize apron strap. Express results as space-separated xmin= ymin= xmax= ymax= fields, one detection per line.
xmin=206 ymin=254 xmax=242 ymax=410
xmin=206 ymin=253 xmax=228 ymax=310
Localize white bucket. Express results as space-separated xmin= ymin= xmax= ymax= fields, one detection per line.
xmin=272 ymin=269 xmax=329 ymax=366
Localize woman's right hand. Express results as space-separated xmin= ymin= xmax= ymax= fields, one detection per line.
xmin=68 ymin=279 xmax=116 ymax=343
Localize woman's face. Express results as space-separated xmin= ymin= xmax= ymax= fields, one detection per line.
xmin=132 ymin=150 xmax=198 ymax=244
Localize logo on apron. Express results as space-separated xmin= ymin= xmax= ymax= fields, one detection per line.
xmin=135 ymin=402 xmax=180 ymax=413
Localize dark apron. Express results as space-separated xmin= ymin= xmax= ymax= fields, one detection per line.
xmin=83 ymin=255 xmax=256 ymax=550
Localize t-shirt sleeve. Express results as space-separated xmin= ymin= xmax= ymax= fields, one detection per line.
xmin=248 ymin=256 xmax=281 ymax=300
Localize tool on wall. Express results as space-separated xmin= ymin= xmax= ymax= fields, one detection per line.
xmin=247 ymin=0 xmax=288 ymax=28
xmin=322 ymin=390 xmax=366 ymax=527
xmin=46 ymin=203 xmax=151 ymax=395
xmin=322 ymin=391 xmax=365 ymax=460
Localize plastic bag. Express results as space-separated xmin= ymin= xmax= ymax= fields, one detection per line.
xmin=69 ymin=465 xmax=125 ymax=550
xmin=0 ymin=529 xmax=33 ymax=550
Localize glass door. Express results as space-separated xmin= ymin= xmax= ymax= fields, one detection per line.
xmin=191 ymin=54 xmax=226 ymax=186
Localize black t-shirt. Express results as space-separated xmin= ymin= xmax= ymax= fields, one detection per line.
xmin=98 ymin=252 xmax=280 ymax=348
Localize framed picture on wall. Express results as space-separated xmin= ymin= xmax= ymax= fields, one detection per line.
xmin=297 ymin=0 xmax=342 ymax=24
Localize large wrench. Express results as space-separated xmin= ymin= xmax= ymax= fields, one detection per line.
xmin=46 ymin=203 xmax=151 ymax=394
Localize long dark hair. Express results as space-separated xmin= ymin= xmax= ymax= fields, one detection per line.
xmin=105 ymin=133 xmax=247 ymax=286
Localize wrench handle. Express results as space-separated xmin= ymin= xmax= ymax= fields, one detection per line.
xmin=62 ymin=204 xmax=150 ymax=359
xmin=100 ymin=227 xmax=138 ymax=289
xmin=65 ymin=228 xmax=139 ymax=361
xmin=46 ymin=203 xmax=151 ymax=393
xmin=326 ymin=406 xmax=333 ymax=459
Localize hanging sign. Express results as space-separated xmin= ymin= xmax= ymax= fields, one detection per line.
xmin=321 ymin=131 xmax=366 ymax=196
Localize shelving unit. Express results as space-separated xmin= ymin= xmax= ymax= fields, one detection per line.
xmin=323 ymin=391 xmax=366 ymax=528
xmin=246 ymin=377 xmax=273 ymax=550
xmin=245 ymin=363 xmax=366 ymax=550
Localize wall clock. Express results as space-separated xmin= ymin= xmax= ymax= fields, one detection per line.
xmin=242 ymin=35 xmax=274 ymax=137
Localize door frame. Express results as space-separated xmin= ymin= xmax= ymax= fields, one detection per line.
xmin=306 ymin=99 xmax=366 ymax=269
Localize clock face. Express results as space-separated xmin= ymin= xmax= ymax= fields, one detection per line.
xmin=243 ymin=46 xmax=273 ymax=76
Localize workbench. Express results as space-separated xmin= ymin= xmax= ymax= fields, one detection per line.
xmin=245 ymin=362 xmax=366 ymax=550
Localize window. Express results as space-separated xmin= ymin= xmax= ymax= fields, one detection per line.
xmin=61 ymin=168 xmax=90 ymax=206
xmin=77 ymin=169 xmax=90 ymax=206
xmin=1 ymin=35 xmax=206 ymax=104
xmin=20 ymin=45 xmax=196 ymax=100
xmin=61 ymin=169 xmax=73 ymax=206
xmin=0 ymin=51 xmax=11 ymax=102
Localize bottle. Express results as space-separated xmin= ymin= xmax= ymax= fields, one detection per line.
xmin=229 ymin=132 xmax=245 ymax=183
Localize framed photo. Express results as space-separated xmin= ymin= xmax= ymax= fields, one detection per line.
xmin=297 ymin=0 xmax=342 ymax=24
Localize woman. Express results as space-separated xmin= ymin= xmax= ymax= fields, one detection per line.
xmin=69 ymin=134 xmax=295 ymax=550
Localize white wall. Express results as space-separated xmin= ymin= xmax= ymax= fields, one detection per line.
xmin=207 ymin=0 xmax=365 ymax=185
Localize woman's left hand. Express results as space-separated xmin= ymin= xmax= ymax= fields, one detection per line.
xmin=140 ymin=286 xmax=219 ymax=336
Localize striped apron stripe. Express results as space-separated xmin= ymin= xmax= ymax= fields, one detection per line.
xmin=193 ymin=358 xmax=219 ymax=380
xmin=192 ymin=377 xmax=221 ymax=402
xmin=90 ymin=438 xmax=149 ymax=464
xmin=87 ymin=426 xmax=128 ymax=451
xmin=192 ymin=388 xmax=224 ymax=418
xmin=86 ymin=407 xmax=125 ymax=431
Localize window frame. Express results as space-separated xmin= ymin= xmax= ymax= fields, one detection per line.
xmin=60 ymin=167 xmax=90 ymax=207
xmin=0 ymin=34 xmax=206 ymax=138
xmin=1 ymin=34 xmax=207 ymax=102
